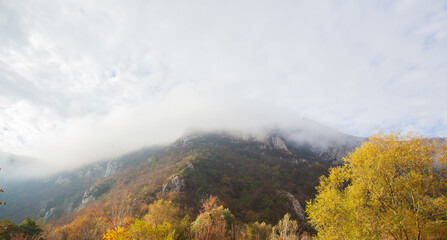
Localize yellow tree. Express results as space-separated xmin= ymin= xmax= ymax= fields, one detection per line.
xmin=143 ymin=200 xmax=182 ymax=227
xmin=306 ymin=133 xmax=447 ymax=240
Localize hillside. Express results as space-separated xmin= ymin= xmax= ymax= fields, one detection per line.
xmin=1 ymin=127 xmax=363 ymax=227
xmin=0 ymin=147 xmax=160 ymax=223
xmin=47 ymin=129 xmax=362 ymax=227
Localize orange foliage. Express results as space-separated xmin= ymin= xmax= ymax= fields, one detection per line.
xmin=50 ymin=205 xmax=109 ymax=240
xmin=201 ymin=195 xmax=221 ymax=213
xmin=191 ymin=196 xmax=232 ymax=240
xmin=9 ymin=233 xmax=42 ymax=240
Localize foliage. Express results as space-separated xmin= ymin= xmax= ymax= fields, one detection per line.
xmin=179 ymin=134 xmax=327 ymax=223
xmin=104 ymin=189 xmax=133 ymax=228
xmin=143 ymin=200 xmax=183 ymax=227
xmin=128 ymin=220 xmax=175 ymax=240
xmin=102 ymin=219 xmax=175 ymax=240
xmin=191 ymin=196 xmax=234 ymax=240
xmin=50 ymin=205 xmax=109 ymax=240
xmin=271 ymin=213 xmax=301 ymax=240
xmin=306 ymin=133 xmax=447 ymax=240
xmin=239 ymin=221 xmax=272 ymax=240
xmin=0 ymin=147 xmax=158 ymax=223
xmin=0 ymin=217 xmax=43 ymax=240
xmin=35 ymin=133 xmax=331 ymax=239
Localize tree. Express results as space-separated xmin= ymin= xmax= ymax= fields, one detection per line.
xmin=104 ymin=189 xmax=133 ymax=228
xmin=271 ymin=213 xmax=301 ymax=240
xmin=53 ymin=205 xmax=109 ymax=240
xmin=306 ymin=133 xmax=447 ymax=240
xmin=102 ymin=219 xmax=175 ymax=240
xmin=191 ymin=196 xmax=234 ymax=240
xmin=239 ymin=221 xmax=272 ymax=240
xmin=143 ymin=200 xmax=182 ymax=227
xmin=0 ymin=217 xmax=43 ymax=240
xmin=18 ymin=217 xmax=43 ymax=238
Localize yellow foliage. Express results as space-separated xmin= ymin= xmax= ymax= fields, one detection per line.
xmin=103 ymin=227 xmax=128 ymax=240
xmin=306 ymin=133 xmax=447 ymax=240
xmin=102 ymin=218 xmax=175 ymax=240
xmin=127 ymin=219 xmax=175 ymax=240
xmin=271 ymin=213 xmax=301 ymax=240
xmin=239 ymin=221 xmax=272 ymax=240
xmin=51 ymin=206 xmax=109 ymax=240
xmin=143 ymin=199 xmax=182 ymax=227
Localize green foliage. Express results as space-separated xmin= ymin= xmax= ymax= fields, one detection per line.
xmin=18 ymin=217 xmax=43 ymax=238
xmin=180 ymin=134 xmax=328 ymax=223
xmin=0 ymin=217 xmax=43 ymax=240
xmin=92 ymin=178 xmax=117 ymax=199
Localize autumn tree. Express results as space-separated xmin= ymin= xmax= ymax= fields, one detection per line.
xmin=53 ymin=205 xmax=109 ymax=240
xmin=191 ymin=196 xmax=234 ymax=240
xmin=104 ymin=189 xmax=133 ymax=228
xmin=103 ymin=219 xmax=175 ymax=240
xmin=306 ymin=133 xmax=447 ymax=240
xmin=102 ymin=199 xmax=183 ymax=240
xmin=239 ymin=221 xmax=272 ymax=240
xmin=143 ymin=200 xmax=183 ymax=227
xmin=271 ymin=213 xmax=301 ymax=240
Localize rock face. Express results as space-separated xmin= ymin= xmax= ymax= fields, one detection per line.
xmin=279 ymin=191 xmax=306 ymax=224
xmin=311 ymin=144 xmax=359 ymax=164
xmin=269 ymin=136 xmax=291 ymax=153
xmin=43 ymin=208 xmax=56 ymax=222
xmin=174 ymin=134 xmax=200 ymax=147
xmin=0 ymin=147 xmax=156 ymax=223
xmin=162 ymin=175 xmax=185 ymax=193
xmin=81 ymin=187 xmax=96 ymax=206
xmin=105 ymin=161 xmax=119 ymax=178
xmin=55 ymin=176 xmax=71 ymax=184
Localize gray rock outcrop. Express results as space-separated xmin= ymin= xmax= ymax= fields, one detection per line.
xmin=278 ymin=191 xmax=306 ymax=224
xmin=162 ymin=175 xmax=185 ymax=193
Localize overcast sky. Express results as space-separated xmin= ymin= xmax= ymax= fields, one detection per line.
xmin=1 ymin=0 xmax=446 ymax=168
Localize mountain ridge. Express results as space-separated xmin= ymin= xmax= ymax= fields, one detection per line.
xmin=0 ymin=123 xmax=363 ymax=224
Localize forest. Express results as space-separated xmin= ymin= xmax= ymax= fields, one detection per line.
xmin=1 ymin=133 xmax=446 ymax=240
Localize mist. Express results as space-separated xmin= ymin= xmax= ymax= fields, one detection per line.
xmin=28 ymin=91 xmax=317 ymax=173
xmin=1 ymin=0 xmax=447 ymax=176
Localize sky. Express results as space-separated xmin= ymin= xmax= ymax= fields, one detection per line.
xmin=0 ymin=0 xmax=446 ymax=169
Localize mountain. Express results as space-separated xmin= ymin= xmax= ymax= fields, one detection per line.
xmin=0 ymin=124 xmax=364 ymax=225
xmin=0 ymin=147 xmax=160 ymax=223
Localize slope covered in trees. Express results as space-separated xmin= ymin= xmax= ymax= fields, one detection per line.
xmin=36 ymin=132 xmax=341 ymax=239
xmin=0 ymin=147 xmax=159 ymax=223
xmin=2 ymin=131 xmax=446 ymax=239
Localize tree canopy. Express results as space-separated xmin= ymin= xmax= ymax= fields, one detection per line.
xmin=306 ymin=133 xmax=447 ymax=240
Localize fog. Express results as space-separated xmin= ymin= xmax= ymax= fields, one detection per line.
xmin=28 ymin=93 xmax=321 ymax=172
xmin=1 ymin=1 xmax=446 ymax=175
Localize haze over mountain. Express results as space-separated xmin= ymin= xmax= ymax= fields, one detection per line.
xmin=0 ymin=118 xmax=363 ymax=179
xmin=1 ymin=1 xmax=446 ymax=239
xmin=0 ymin=121 xmax=364 ymax=224
xmin=1 ymin=0 xmax=446 ymax=174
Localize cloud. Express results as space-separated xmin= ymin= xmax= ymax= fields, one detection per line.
xmin=0 ymin=0 xmax=446 ymax=170
xmin=29 ymin=85 xmax=309 ymax=170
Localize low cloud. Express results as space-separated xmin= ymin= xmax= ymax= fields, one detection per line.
xmin=29 ymin=86 xmax=308 ymax=171
xmin=0 ymin=0 xmax=446 ymax=173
